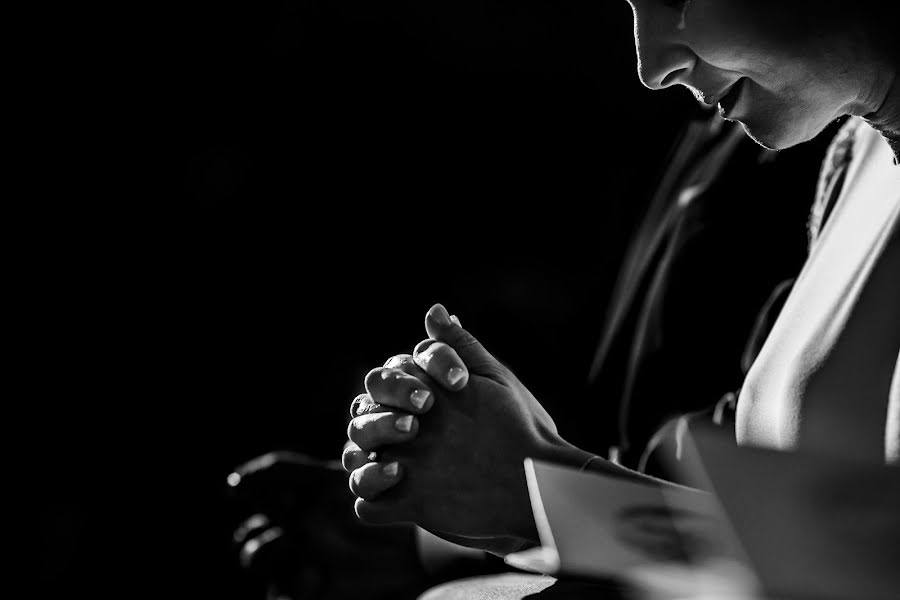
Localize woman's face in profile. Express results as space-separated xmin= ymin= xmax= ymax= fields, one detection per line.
xmin=627 ymin=0 xmax=880 ymax=149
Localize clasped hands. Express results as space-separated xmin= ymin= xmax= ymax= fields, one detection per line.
xmin=342 ymin=304 xmax=594 ymax=554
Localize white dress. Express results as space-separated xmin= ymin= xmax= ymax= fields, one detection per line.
xmin=737 ymin=118 xmax=900 ymax=463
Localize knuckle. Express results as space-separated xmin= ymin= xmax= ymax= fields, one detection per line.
xmin=348 ymin=469 xmax=363 ymax=497
xmin=416 ymin=342 xmax=457 ymax=375
xmin=341 ymin=445 xmax=362 ymax=472
xmin=355 ymin=498 xmax=394 ymax=524
xmin=347 ymin=412 xmax=399 ymax=450
xmin=366 ymin=367 xmax=403 ymax=395
xmin=368 ymin=371 xmax=413 ymax=406
xmin=435 ymin=343 xmax=463 ymax=366
xmin=383 ymin=353 xmax=412 ymax=368
xmin=346 ymin=417 xmax=367 ymax=445
xmin=455 ymin=332 xmax=479 ymax=350
xmin=348 ymin=465 xmax=381 ymax=501
xmin=382 ymin=368 xmax=406 ymax=383
xmin=413 ymin=338 xmax=438 ymax=357
xmin=233 ymin=513 xmax=271 ymax=545
xmin=354 ymin=498 xmax=371 ymax=522
xmin=392 ymin=356 xmax=420 ymax=375
xmin=354 ymin=497 xmax=381 ymax=522
xmin=364 ymin=367 xmax=385 ymax=393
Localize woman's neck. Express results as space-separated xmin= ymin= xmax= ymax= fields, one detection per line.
xmin=863 ymin=62 xmax=900 ymax=164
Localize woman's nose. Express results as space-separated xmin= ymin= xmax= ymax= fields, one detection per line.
xmin=630 ymin=3 xmax=695 ymax=90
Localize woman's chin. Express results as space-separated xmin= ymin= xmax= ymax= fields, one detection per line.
xmin=734 ymin=117 xmax=821 ymax=151
xmin=735 ymin=121 xmax=779 ymax=150
xmin=735 ymin=103 xmax=839 ymax=151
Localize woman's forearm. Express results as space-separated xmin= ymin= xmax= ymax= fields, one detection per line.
xmin=534 ymin=437 xmax=699 ymax=492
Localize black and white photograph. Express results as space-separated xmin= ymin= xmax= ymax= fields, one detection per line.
xmin=35 ymin=1 xmax=899 ymax=599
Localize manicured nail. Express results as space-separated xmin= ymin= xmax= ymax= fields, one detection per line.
xmin=395 ymin=415 xmax=414 ymax=432
xmin=383 ymin=462 xmax=399 ymax=477
xmin=410 ymin=389 xmax=430 ymax=410
xmin=447 ymin=367 xmax=466 ymax=387
xmin=351 ymin=394 xmax=374 ymax=417
xmin=450 ymin=314 xmax=461 ymax=327
xmin=429 ymin=304 xmax=452 ymax=326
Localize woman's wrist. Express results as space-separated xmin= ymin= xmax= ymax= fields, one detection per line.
xmin=531 ymin=437 xmax=646 ymax=482
xmin=532 ymin=437 xmax=603 ymax=470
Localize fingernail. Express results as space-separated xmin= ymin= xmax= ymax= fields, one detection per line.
xmin=351 ymin=394 xmax=372 ymax=417
xmin=447 ymin=367 xmax=466 ymax=387
xmin=395 ymin=415 xmax=414 ymax=432
xmin=383 ymin=462 xmax=399 ymax=477
xmin=450 ymin=314 xmax=461 ymax=327
xmin=410 ymin=389 xmax=430 ymax=410
xmin=429 ymin=304 xmax=452 ymax=326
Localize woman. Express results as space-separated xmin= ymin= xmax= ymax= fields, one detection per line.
xmin=343 ymin=0 xmax=899 ymax=595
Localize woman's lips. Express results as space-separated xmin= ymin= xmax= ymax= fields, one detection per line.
xmin=718 ymin=78 xmax=745 ymax=119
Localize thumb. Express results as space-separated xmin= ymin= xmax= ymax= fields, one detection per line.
xmin=424 ymin=304 xmax=497 ymax=372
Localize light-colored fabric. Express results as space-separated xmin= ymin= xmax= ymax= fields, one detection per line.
xmin=737 ymin=118 xmax=900 ymax=463
xmin=417 ymin=573 xmax=627 ymax=600
xmin=809 ymin=118 xmax=860 ymax=250
xmin=418 ymin=574 xmax=557 ymax=600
